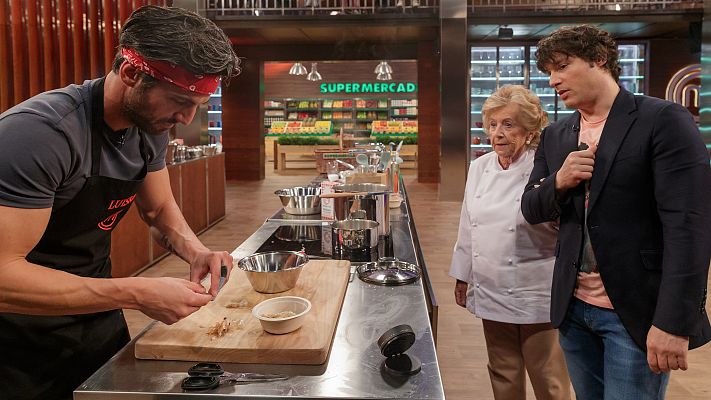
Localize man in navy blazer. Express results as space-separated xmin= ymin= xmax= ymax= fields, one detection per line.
xmin=522 ymin=25 xmax=711 ymax=399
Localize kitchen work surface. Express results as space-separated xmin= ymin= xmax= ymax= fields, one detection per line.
xmin=135 ymin=260 xmax=351 ymax=365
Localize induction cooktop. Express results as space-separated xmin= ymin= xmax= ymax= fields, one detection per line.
xmin=255 ymin=224 xmax=392 ymax=263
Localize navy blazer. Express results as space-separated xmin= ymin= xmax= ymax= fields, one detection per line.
xmin=522 ymin=88 xmax=711 ymax=350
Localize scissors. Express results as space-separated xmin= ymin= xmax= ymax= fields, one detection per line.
xmin=181 ymin=362 xmax=289 ymax=391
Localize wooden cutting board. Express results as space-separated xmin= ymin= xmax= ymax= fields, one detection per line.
xmin=134 ymin=260 xmax=350 ymax=365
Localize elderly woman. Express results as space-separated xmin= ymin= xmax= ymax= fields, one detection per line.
xmin=450 ymin=85 xmax=570 ymax=400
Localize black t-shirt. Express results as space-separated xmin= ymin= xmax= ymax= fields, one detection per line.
xmin=0 ymin=79 xmax=168 ymax=210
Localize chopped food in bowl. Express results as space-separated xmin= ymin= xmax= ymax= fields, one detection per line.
xmin=252 ymin=296 xmax=311 ymax=335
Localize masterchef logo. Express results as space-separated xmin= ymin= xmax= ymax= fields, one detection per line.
xmin=98 ymin=194 xmax=137 ymax=231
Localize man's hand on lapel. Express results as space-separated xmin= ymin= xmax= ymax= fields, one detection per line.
xmin=554 ymin=147 xmax=596 ymax=196
xmin=646 ymin=325 xmax=689 ymax=374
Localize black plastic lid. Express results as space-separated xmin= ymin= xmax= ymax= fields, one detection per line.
xmin=377 ymin=324 xmax=416 ymax=357
xmin=383 ymin=354 xmax=422 ymax=376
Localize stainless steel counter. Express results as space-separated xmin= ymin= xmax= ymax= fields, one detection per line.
xmin=75 ymin=184 xmax=444 ymax=399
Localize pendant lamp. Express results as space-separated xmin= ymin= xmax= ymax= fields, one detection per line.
xmin=289 ymin=62 xmax=308 ymax=75
xmin=374 ymin=61 xmax=393 ymax=75
xmin=306 ymin=63 xmax=322 ymax=81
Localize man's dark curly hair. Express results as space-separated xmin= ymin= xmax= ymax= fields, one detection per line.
xmin=112 ymin=6 xmax=240 ymax=86
xmin=535 ymin=25 xmax=620 ymax=82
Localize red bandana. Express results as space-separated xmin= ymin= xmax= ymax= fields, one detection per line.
xmin=121 ymin=47 xmax=220 ymax=95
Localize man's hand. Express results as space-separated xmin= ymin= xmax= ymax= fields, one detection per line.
xmin=555 ymin=148 xmax=596 ymax=193
xmin=135 ymin=277 xmax=213 ymax=324
xmin=189 ymin=251 xmax=234 ymax=298
xmin=646 ymin=325 xmax=689 ymax=374
xmin=454 ymin=280 xmax=468 ymax=308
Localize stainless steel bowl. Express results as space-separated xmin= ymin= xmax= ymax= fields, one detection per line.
xmin=237 ymin=251 xmax=309 ymax=293
xmin=275 ymin=186 xmax=321 ymax=215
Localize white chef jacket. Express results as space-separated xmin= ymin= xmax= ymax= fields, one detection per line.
xmin=449 ymin=149 xmax=558 ymax=324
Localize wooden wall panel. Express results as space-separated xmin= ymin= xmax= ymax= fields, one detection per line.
xmin=110 ymin=205 xmax=150 ymax=278
xmin=181 ymin=159 xmax=209 ymax=233
xmin=58 ymin=0 xmax=70 ymax=86
xmin=207 ymin=154 xmax=226 ymax=224
xmin=41 ymin=0 xmax=56 ymax=91
xmin=10 ymin=0 xmax=25 ymax=103
xmin=152 ymin=165 xmax=183 ymax=260
xmin=0 ymin=0 xmax=166 ymax=113
xmin=417 ymin=40 xmax=440 ymax=183
xmin=26 ymin=0 xmax=41 ymax=96
xmin=72 ymin=0 xmax=85 ymax=83
xmin=0 ymin=0 xmax=10 ymax=111
xmin=222 ymin=47 xmax=264 ymax=180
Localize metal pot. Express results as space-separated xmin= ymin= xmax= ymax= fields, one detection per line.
xmin=331 ymin=219 xmax=379 ymax=253
xmin=334 ymin=183 xmax=390 ymax=236
xmin=166 ymin=142 xmax=178 ymax=164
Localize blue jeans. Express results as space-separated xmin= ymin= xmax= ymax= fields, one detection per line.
xmin=558 ymin=298 xmax=669 ymax=400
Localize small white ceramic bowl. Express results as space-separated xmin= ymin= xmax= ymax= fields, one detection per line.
xmin=252 ymin=296 xmax=311 ymax=335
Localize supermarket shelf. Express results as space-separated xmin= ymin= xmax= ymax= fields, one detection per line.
xmin=355 ymin=108 xmax=389 ymax=111
xmin=264 ymin=107 xmax=284 ymax=110
xmin=265 ymin=133 xmax=332 ymax=137
xmin=371 ymin=133 xmax=418 ymax=137
xmin=320 ymin=108 xmax=352 ymax=111
xmin=392 ymin=114 xmax=418 ymax=117
xmin=286 ymin=108 xmax=319 ymax=111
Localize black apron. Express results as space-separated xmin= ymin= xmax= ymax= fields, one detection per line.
xmin=0 ymin=79 xmax=148 ymax=400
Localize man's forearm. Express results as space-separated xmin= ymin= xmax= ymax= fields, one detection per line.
xmin=141 ymin=202 xmax=209 ymax=264
xmin=0 ymin=258 xmax=143 ymax=315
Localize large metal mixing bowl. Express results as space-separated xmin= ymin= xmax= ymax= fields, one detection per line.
xmin=275 ymin=186 xmax=321 ymax=215
xmin=237 ymin=251 xmax=309 ymax=293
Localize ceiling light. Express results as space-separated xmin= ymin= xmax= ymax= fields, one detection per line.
xmin=254 ymin=9 xmax=260 ymax=16
xmin=498 ymin=27 xmax=513 ymax=40
xmin=330 ymin=11 xmax=339 ymax=15
xmin=374 ymin=61 xmax=393 ymax=75
xmin=376 ymin=72 xmax=392 ymax=81
xmin=615 ymin=3 xmax=621 ymax=11
xmin=306 ymin=63 xmax=322 ymax=81
xmin=289 ymin=62 xmax=308 ymax=75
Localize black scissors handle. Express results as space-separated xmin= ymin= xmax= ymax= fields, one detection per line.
xmin=182 ymin=376 xmax=219 ymax=391
xmin=188 ymin=362 xmax=224 ymax=377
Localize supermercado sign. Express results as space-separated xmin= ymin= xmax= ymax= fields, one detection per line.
xmin=320 ymin=82 xmax=417 ymax=94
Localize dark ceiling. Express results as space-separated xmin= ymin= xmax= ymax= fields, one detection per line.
xmin=215 ymin=9 xmax=700 ymax=46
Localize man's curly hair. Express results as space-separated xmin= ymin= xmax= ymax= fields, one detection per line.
xmin=535 ymin=25 xmax=620 ymax=82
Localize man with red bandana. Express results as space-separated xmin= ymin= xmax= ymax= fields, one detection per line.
xmin=0 ymin=6 xmax=240 ymax=399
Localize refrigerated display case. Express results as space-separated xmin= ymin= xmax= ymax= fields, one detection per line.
xmin=469 ymin=43 xmax=647 ymax=162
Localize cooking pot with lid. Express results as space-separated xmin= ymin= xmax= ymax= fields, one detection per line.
xmin=333 ymin=183 xmax=389 ymax=236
